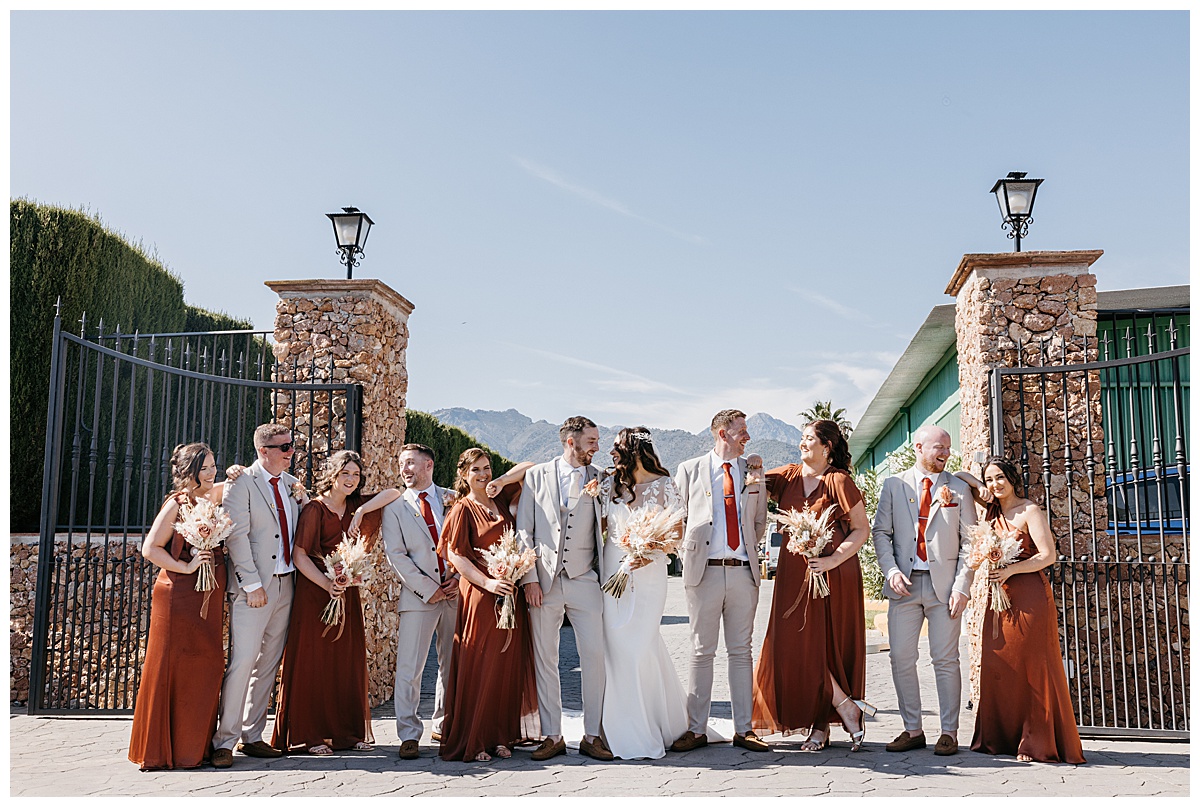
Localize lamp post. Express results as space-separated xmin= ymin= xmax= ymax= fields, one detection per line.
xmin=989 ymin=172 xmax=1043 ymax=252
xmin=325 ymin=207 xmax=374 ymax=279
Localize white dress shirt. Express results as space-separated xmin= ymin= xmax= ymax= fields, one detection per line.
xmin=558 ymin=461 xmax=587 ymax=508
xmin=708 ymin=451 xmax=749 ymax=561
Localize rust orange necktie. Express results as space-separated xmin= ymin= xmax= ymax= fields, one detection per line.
xmin=722 ymin=462 xmax=740 ymax=552
xmin=269 ymin=476 xmax=291 ymax=566
xmin=418 ymin=492 xmax=446 ymax=579
xmin=917 ymin=476 xmax=932 ymax=562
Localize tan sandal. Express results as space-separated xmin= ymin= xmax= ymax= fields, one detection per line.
xmin=473 ymin=750 xmax=492 ymax=762
xmin=494 ymin=746 xmax=511 ymax=759
xmin=307 ymin=744 xmax=333 ymax=756
xmin=352 ymin=741 xmax=374 ymax=752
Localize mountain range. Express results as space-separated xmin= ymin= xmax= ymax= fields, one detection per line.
xmin=431 ymin=408 xmax=807 ymax=471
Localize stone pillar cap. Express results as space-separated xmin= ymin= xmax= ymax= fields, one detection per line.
xmin=945 ymin=250 xmax=1103 ymax=296
xmin=265 ymin=278 xmax=414 ymax=316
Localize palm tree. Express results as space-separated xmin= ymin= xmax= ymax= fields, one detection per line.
xmin=798 ymin=400 xmax=854 ymax=437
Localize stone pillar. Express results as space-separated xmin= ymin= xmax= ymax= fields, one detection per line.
xmin=947 ymin=250 xmax=1107 ymax=557
xmin=267 ymin=278 xmax=413 ymax=706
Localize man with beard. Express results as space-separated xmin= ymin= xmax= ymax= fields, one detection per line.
xmin=517 ymin=416 xmax=612 ymax=761
xmin=378 ymin=444 xmax=460 ymax=759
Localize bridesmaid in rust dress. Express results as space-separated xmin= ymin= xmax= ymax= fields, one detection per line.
xmin=270 ymin=450 xmax=393 ymax=755
xmin=969 ymin=457 xmax=1085 ymax=764
xmin=752 ymin=419 xmax=875 ymax=751
xmin=437 ymin=447 xmax=540 ymax=762
xmin=129 ymin=443 xmax=227 ymax=770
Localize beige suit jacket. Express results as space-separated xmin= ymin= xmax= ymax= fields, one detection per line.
xmin=673 ymin=453 xmax=768 ymax=588
xmin=223 ymin=459 xmax=301 ymax=595
xmin=516 ymin=458 xmax=606 ymax=591
xmin=381 ymin=487 xmax=453 ymax=612
xmin=871 ymin=467 xmax=977 ymax=603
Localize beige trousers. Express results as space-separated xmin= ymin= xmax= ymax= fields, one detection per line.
xmin=529 ymin=571 xmax=606 ymax=738
xmin=213 ymin=573 xmax=294 ymax=750
xmin=683 ymin=564 xmax=759 ymax=735
xmin=392 ymin=600 xmax=457 ymax=742
xmin=887 ymin=570 xmax=963 ymax=734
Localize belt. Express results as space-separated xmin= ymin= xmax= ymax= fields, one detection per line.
xmin=910 ymin=569 xmax=930 ymax=575
xmin=708 ymin=558 xmax=750 ymax=567
xmin=274 ymin=571 xmax=295 ymax=577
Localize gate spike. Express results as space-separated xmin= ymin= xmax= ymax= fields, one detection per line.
xmin=79 ymin=311 xmax=88 ymax=337
xmin=1167 ymin=320 xmax=1179 ymax=350
xmin=53 ymin=296 xmax=61 ymax=317
xmin=1123 ymin=326 xmax=1135 ymax=358
xmin=1145 ymin=322 xmax=1156 ymax=355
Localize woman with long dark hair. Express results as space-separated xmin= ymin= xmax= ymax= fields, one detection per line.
xmin=968 ymin=457 xmax=1085 ymax=764
xmin=129 ymin=443 xmax=227 ymax=770
xmin=598 ymin=427 xmax=688 ymax=759
xmin=751 ymin=419 xmax=875 ymax=751
xmin=437 ymin=449 xmax=540 ymax=762
xmin=270 ymin=450 xmax=396 ymax=755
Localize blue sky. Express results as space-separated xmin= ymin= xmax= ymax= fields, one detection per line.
xmin=10 ymin=10 xmax=1189 ymax=433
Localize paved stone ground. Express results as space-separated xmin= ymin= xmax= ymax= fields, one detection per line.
xmin=9 ymin=578 xmax=1190 ymax=796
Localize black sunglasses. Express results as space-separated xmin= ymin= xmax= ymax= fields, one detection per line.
xmin=265 ymin=442 xmax=294 ymax=453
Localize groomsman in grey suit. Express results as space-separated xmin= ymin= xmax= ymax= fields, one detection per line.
xmin=872 ymin=424 xmax=977 ymax=756
xmin=212 ymin=423 xmax=301 ymax=768
xmin=517 ymin=416 xmax=612 ymax=762
xmin=381 ymin=444 xmax=461 ymax=760
xmin=671 ymin=409 xmax=770 ymax=753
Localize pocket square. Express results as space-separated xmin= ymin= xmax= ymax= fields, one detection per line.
xmin=943 ymin=503 xmax=958 ymax=508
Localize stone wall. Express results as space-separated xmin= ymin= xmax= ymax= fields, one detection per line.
xmin=267 ymin=278 xmax=414 ymax=707
xmin=949 ymin=251 xmax=1108 ymax=558
xmin=10 ymin=535 xmax=156 ymax=707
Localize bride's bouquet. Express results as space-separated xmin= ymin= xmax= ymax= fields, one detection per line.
xmin=320 ymin=534 xmax=372 ymax=640
xmin=601 ymin=503 xmax=685 ymax=599
xmin=776 ymin=506 xmax=836 ymax=600
xmin=967 ymin=521 xmax=1023 ymax=613
xmin=478 ymin=528 xmax=538 ymax=648
xmin=176 ymin=497 xmax=234 ymax=618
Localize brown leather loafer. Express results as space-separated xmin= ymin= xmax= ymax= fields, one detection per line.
xmin=530 ymin=737 xmax=567 ymax=761
xmin=397 ymin=739 xmax=420 ymax=760
xmin=885 ymin=731 xmax=927 ymax=752
xmin=237 ymin=739 xmax=284 ymax=759
xmin=733 ymin=731 xmax=770 ymax=752
xmin=578 ymin=736 xmax=614 ymax=761
xmin=669 ymin=730 xmax=709 ymax=752
xmin=933 ymin=734 xmax=958 ymax=756
xmin=211 ymin=748 xmax=233 ymax=768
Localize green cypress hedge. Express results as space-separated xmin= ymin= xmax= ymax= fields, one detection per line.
xmin=10 ymin=199 xmax=252 ymax=532
xmin=404 ymin=410 xmax=514 ymax=489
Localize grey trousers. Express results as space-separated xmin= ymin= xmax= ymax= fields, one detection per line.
xmin=213 ymin=573 xmax=294 ymax=750
xmin=392 ymin=600 xmax=457 ymax=742
xmin=683 ymin=564 xmax=759 ymax=735
xmin=887 ymin=570 xmax=963 ymax=734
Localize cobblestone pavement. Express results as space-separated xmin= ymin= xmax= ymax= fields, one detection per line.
xmin=9 ymin=578 xmax=1190 ymax=797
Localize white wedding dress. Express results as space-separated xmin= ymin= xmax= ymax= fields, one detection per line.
xmin=599 ymin=476 xmax=688 ymax=760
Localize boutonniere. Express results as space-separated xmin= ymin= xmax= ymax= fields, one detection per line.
xmin=290 ymin=481 xmax=307 ymax=504
xmin=583 ymin=478 xmax=601 ymax=498
xmin=745 ymin=472 xmax=762 ymax=486
xmin=936 ymin=486 xmax=956 ymax=507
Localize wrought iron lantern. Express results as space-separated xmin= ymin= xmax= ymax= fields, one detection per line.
xmin=989 ymin=172 xmax=1043 ymax=252
xmin=325 ymin=207 xmax=374 ymax=279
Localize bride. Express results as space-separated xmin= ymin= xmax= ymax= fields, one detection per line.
xmin=598 ymin=427 xmax=688 ymax=760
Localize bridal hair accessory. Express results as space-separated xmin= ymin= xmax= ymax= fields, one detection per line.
xmin=631 ymin=432 xmax=654 ymax=444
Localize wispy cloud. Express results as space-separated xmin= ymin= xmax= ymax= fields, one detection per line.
xmin=786 ymin=288 xmax=898 ymax=332
xmin=513 ymin=156 xmax=708 ymax=246
xmin=499 ymin=341 xmax=696 ymax=398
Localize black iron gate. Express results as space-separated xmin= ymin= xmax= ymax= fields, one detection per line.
xmin=28 ymin=307 xmax=363 ymax=714
xmin=989 ymin=310 xmax=1189 ymax=739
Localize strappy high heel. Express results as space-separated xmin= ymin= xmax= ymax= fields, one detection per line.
xmin=836 ymin=697 xmax=876 ymax=752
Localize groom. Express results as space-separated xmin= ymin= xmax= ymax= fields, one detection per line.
xmin=518 ymin=415 xmax=612 ymax=761
xmin=671 ymin=409 xmax=770 ymax=753
xmin=872 ymin=424 xmax=977 ymax=756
